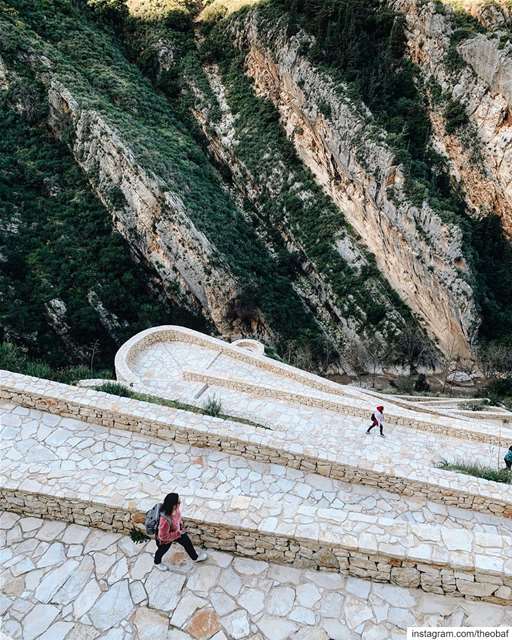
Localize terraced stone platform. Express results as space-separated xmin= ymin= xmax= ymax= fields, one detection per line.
xmin=2 ymin=326 xmax=512 ymax=635
xmin=0 ymin=400 xmax=510 ymax=536
xmin=2 ymin=383 xmax=512 ymax=606
xmin=2 ymin=513 xmax=511 ymax=640
xmin=2 ymin=369 xmax=512 ymax=520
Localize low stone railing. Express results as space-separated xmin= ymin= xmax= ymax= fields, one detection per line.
xmin=182 ymin=370 xmax=512 ymax=447
xmin=1 ymin=484 xmax=511 ymax=605
xmin=1 ymin=370 xmax=512 ymax=519
xmin=114 ymin=325 xmax=348 ymax=396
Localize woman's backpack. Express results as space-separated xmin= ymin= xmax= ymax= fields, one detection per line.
xmin=144 ymin=503 xmax=162 ymax=536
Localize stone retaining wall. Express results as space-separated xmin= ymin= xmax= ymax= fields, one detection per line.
xmin=1 ymin=486 xmax=511 ymax=605
xmin=183 ymin=370 xmax=511 ymax=448
xmin=1 ymin=370 xmax=512 ymax=519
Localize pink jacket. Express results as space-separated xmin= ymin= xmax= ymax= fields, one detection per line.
xmin=374 ymin=409 xmax=384 ymax=426
xmin=158 ymin=507 xmax=183 ymax=543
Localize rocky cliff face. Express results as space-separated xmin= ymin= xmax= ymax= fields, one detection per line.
xmin=392 ymin=0 xmax=512 ymax=237
xmin=4 ymin=0 xmax=512 ymax=372
xmin=190 ymin=62 xmax=381 ymax=351
xmin=221 ymin=11 xmax=478 ymax=358
xmin=46 ymin=78 xmax=246 ymax=336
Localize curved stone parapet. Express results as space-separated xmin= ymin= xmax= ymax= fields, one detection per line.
xmin=114 ymin=325 xmax=348 ymax=395
xmin=113 ymin=326 xmax=512 ymax=447
xmin=231 ymin=338 xmax=266 ymax=355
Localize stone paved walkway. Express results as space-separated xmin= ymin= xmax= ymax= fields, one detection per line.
xmin=129 ymin=361 xmax=512 ymax=508
xmin=2 ymin=401 xmax=512 ymax=537
xmin=1 ymin=512 xmax=510 ymax=640
xmin=130 ymin=342 xmax=512 ymax=468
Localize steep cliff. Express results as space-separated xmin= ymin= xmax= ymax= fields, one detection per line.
xmin=2 ymin=0 xmax=512 ymax=373
xmin=0 ymin=0 xmax=332 ymax=368
xmin=125 ymin=3 xmax=440 ymax=361
xmin=0 ymin=54 xmax=204 ymax=368
xmin=198 ymin=5 xmax=482 ymax=358
xmin=45 ymin=79 xmax=242 ymax=333
xmin=392 ymin=0 xmax=512 ymax=237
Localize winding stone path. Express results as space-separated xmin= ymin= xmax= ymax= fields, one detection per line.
xmin=1 ymin=512 xmax=510 ymax=640
xmin=129 ymin=337 xmax=512 ymax=456
xmin=2 ymin=401 xmax=512 ymax=537
xmin=1 ymin=326 xmax=512 ymax=634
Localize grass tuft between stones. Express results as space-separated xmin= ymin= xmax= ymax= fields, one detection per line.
xmin=437 ymin=459 xmax=512 ymax=484
xmin=94 ymin=382 xmax=270 ymax=430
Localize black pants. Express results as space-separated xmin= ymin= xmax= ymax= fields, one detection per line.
xmin=367 ymin=418 xmax=383 ymax=435
xmin=154 ymin=533 xmax=198 ymax=564
xmin=505 ymin=459 xmax=512 ymax=470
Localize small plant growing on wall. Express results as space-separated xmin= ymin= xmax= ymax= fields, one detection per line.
xmin=130 ymin=528 xmax=150 ymax=544
xmin=204 ymin=395 xmax=222 ymax=417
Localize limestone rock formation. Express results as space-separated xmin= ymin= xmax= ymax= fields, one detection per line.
xmin=221 ymin=11 xmax=478 ymax=357
xmin=2 ymin=0 xmax=512 ymax=372
xmin=45 ymin=79 xmax=243 ymax=335
xmin=393 ymin=0 xmax=512 ymax=236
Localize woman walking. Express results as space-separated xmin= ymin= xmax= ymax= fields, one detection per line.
xmin=154 ymin=493 xmax=207 ymax=568
xmin=366 ymin=405 xmax=385 ymax=437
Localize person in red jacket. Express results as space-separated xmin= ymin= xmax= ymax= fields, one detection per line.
xmin=154 ymin=493 xmax=207 ymax=569
xmin=366 ymin=405 xmax=385 ymax=437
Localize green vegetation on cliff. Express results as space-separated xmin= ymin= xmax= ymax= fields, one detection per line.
xmin=0 ymin=78 xmax=203 ymax=369
xmin=0 ymin=0 xmax=332 ymax=368
xmin=199 ymin=40 xmax=410 ymax=336
xmin=2 ymin=0 xmax=512 ymax=377
xmin=234 ymin=0 xmax=512 ymax=346
xmin=106 ymin=0 xmax=417 ymax=351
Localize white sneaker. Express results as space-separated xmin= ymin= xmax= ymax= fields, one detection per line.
xmin=195 ymin=551 xmax=208 ymax=562
xmin=155 ymin=563 xmax=169 ymax=570
xmin=380 ymin=433 xmax=385 ymax=438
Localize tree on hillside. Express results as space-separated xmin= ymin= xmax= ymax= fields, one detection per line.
xmin=342 ymin=339 xmax=368 ymax=381
xmin=395 ymin=326 xmax=435 ymax=375
xmin=477 ymin=342 xmax=512 ymax=380
xmin=342 ymin=336 xmax=392 ymax=387
xmin=366 ymin=336 xmax=393 ymax=388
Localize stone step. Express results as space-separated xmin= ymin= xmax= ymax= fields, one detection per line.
xmin=2 ymin=483 xmax=512 ymax=605
xmin=115 ymin=325 xmax=347 ymax=398
xmin=117 ymin=326 xmax=509 ymax=442
xmin=2 ymin=370 xmax=512 ymax=520
xmin=3 ymin=512 xmax=510 ymax=640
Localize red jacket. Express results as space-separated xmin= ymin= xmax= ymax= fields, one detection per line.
xmin=158 ymin=507 xmax=183 ymax=543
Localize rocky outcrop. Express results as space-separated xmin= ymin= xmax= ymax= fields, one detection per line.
xmin=190 ymin=63 xmax=376 ymax=350
xmin=45 ymin=80 xmax=241 ymax=332
xmin=392 ymin=0 xmax=512 ymax=237
xmin=87 ymin=290 xmax=129 ymax=341
xmin=4 ymin=52 xmax=271 ymax=344
xmin=224 ymin=12 xmax=478 ymax=358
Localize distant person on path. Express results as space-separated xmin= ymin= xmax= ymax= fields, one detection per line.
xmin=505 ymin=447 xmax=512 ymax=471
xmin=366 ymin=405 xmax=385 ymax=437
xmin=153 ymin=493 xmax=207 ymax=569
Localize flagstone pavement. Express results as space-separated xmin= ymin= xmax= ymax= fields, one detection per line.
xmin=128 ymin=341 xmax=512 ymax=475
xmin=1 ymin=512 xmax=511 ymax=640
xmin=2 ymin=401 xmax=512 ymax=536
